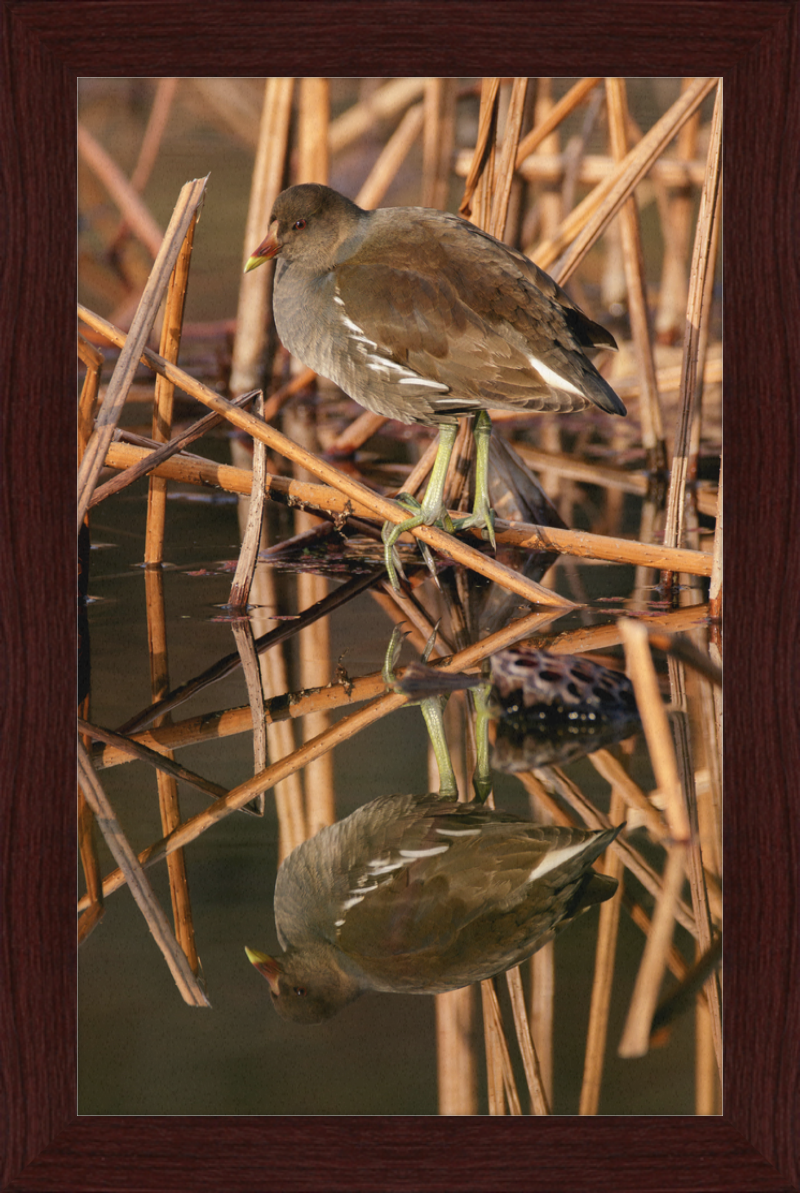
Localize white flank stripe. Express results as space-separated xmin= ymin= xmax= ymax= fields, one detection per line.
xmin=365 ymin=355 xmax=414 ymax=374
xmin=340 ymin=312 xmax=365 ymax=335
xmin=399 ymin=844 xmax=450 ymax=859
xmin=527 ymin=839 xmax=594 ymax=883
xmin=436 ymin=826 xmax=481 ymax=838
xmin=398 ymin=376 xmax=448 ymax=390
xmin=367 ymin=858 xmax=406 ymax=875
xmin=527 ymin=354 xmax=583 ymax=397
xmin=341 ymin=893 xmax=366 ymax=911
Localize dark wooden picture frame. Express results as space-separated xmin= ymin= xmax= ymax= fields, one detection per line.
xmin=2 ymin=4 xmax=798 ymax=1190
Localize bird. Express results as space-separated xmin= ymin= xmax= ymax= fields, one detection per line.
xmin=244 ymin=183 xmax=626 ymax=590
xmin=245 ymin=792 xmax=622 ymax=1024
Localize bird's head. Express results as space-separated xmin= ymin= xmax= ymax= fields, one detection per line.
xmin=245 ymin=944 xmax=362 ymax=1025
xmin=244 ymin=184 xmax=364 ymax=274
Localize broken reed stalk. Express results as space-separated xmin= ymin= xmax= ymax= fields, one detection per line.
xmin=284 ymin=403 xmax=336 ymax=837
xmin=76 ymin=177 xmax=208 ymax=529
xmin=604 ymin=77 xmax=666 ymax=463
xmin=79 ymin=717 xmax=228 ymax=799
xmin=663 ymin=80 xmax=723 ymax=557
xmin=436 ymin=988 xmax=478 ymax=1115
xmin=579 ymin=787 xmax=625 ymax=1114
xmin=77 ymin=741 xmax=209 ymax=1007
xmin=538 ymin=76 xmax=717 ymax=279
xmin=505 ymin=967 xmax=551 ymax=1114
xmin=78 ymin=336 xmax=103 ymax=461
xmin=78 ymin=606 xmax=561 ymax=912
xmin=102 ymin=438 xmax=714 ymax=578
xmin=80 ymin=304 xmax=577 ymax=608
xmin=230 ymin=75 xmax=294 ymax=398
xmin=145 ymin=207 xmax=198 ymax=563
xmin=144 ymin=565 xmax=200 ymax=972
xmin=229 ymin=392 xmax=266 ymax=608
xmin=481 ymin=979 xmax=522 ymax=1115
xmin=231 ymin=619 xmax=267 ymax=817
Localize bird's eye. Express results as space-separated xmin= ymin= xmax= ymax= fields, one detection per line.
xmin=293 ymin=986 xmax=307 ymax=996
xmin=292 ymin=219 xmax=307 ymax=231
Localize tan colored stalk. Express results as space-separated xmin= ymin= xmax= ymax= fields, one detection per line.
xmin=605 ymin=77 xmax=665 ymax=461
xmin=579 ymin=789 xmax=625 ymax=1114
xmin=505 ymin=967 xmax=550 ymax=1114
xmin=539 ymin=76 xmax=717 ymax=279
xmin=144 ymin=567 xmax=200 ymax=974
xmin=76 ymin=177 xmax=208 ymax=527
xmin=230 ymin=76 xmax=294 ymax=398
xmin=329 ymin=77 xmax=427 ymax=155
xmin=229 ymin=392 xmax=267 ymax=609
xmin=663 ymin=81 xmax=722 ymax=555
xmin=78 ymin=742 xmax=209 ymax=1007
xmin=436 ymin=988 xmax=478 ymax=1115
xmin=355 ymin=103 xmax=425 ymax=210
xmin=80 ymin=305 xmax=578 ymax=607
xmin=102 ymin=439 xmax=713 ymax=577
xmin=514 ymin=78 xmax=601 ymax=168
xmin=481 ymin=980 xmax=521 ymax=1115
xmin=145 ymin=208 xmax=198 ymax=563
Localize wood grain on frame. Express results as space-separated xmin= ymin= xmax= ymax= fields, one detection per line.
xmin=2 ymin=4 xmax=798 ymax=1190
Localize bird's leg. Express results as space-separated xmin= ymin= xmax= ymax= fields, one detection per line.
xmin=451 ymin=410 xmax=496 ymax=549
xmin=381 ymin=423 xmax=459 ymax=591
xmin=470 ymin=678 xmax=494 ymax=803
xmin=420 ymin=694 xmax=458 ymax=800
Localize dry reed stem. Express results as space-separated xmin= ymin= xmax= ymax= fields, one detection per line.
xmin=77 ymin=741 xmax=209 ymax=1007
xmin=459 ymin=78 xmax=501 ymax=219
xmin=435 ymin=988 xmax=478 ymax=1115
xmin=78 ymin=607 xmax=561 ymax=911
xmin=579 ymin=787 xmax=626 ymax=1114
xmin=230 ymin=76 xmax=294 ymax=397
xmin=118 ymin=571 xmax=379 ymax=736
xmin=298 ymin=77 xmax=329 ymax=184
xmin=229 ymin=393 xmax=266 ymax=608
xmin=77 ymin=122 xmax=164 ymax=258
xmin=102 ymin=439 xmax=713 ymax=577
xmin=487 ymin=78 xmax=528 ymax=241
xmin=619 ymin=618 xmax=690 ymax=842
xmin=537 ymin=76 xmax=716 ymax=279
xmin=231 ymin=619 xmax=267 ymax=816
xmin=618 ymin=843 xmax=687 ymax=1057
xmin=79 ymin=718 xmax=228 ymax=799
xmin=78 ymin=336 xmax=103 ymax=462
xmin=605 ymin=77 xmax=666 ymax=459
xmin=144 ymin=567 xmax=200 ymax=974
xmin=587 ymin=749 xmax=668 ymax=841
xmin=655 ymin=79 xmax=700 ymax=339
xmin=77 ymin=746 xmax=105 ymax=944
xmin=514 ymin=77 xmax=600 ymax=169
xmin=459 ymin=150 xmax=709 ymax=190
xmin=481 ymin=979 xmax=521 ymax=1115
xmin=328 ymin=77 xmax=427 ymax=155
xmin=505 ymin=967 xmax=551 ymax=1115
xmin=145 ymin=209 xmax=197 ymax=564
xmin=422 ymin=77 xmax=457 ymax=211
xmin=286 ymin=404 xmax=336 ymax=836
xmin=517 ymin=770 xmax=698 ymax=939
xmin=127 ymin=78 xmax=178 ymax=197
xmin=546 ymin=603 xmax=708 ymax=655
xmin=663 ymin=81 xmax=723 ymax=554
xmin=76 ymin=177 xmax=208 ymax=528
xmin=355 ymin=103 xmax=425 ymax=210
xmin=90 ymin=390 xmax=259 ymax=507
xmin=80 ymin=307 xmax=579 ymax=608
xmin=327 ymin=409 xmax=388 ymax=455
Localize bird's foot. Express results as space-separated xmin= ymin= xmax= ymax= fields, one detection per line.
xmin=381 ymin=493 xmax=455 ymax=592
xmin=451 ymin=502 xmax=497 ymax=551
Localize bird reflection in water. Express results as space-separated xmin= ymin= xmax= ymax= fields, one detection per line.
xmin=246 ymin=637 xmax=628 ymax=1024
xmin=246 ymin=794 xmax=621 ymax=1024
